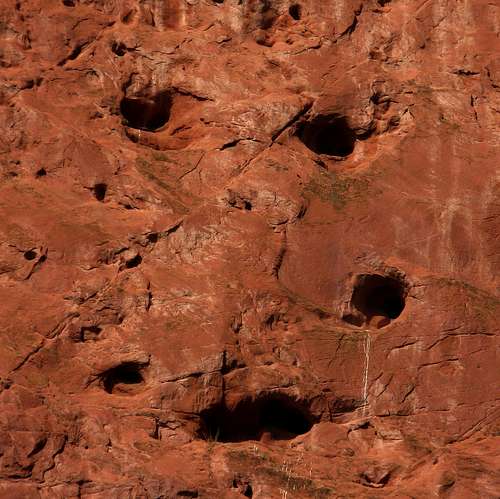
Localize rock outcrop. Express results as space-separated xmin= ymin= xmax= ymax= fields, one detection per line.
xmin=0 ymin=0 xmax=499 ymax=497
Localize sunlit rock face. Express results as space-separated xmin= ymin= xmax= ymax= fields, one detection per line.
xmin=0 ymin=0 xmax=499 ymax=497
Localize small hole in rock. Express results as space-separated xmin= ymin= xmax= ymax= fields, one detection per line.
xmin=121 ymin=9 xmax=135 ymax=24
xmin=198 ymin=393 xmax=315 ymax=443
xmin=344 ymin=274 xmax=406 ymax=328
xmin=298 ymin=115 xmax=356 ymax=157
xmin=330 ymin=397 xmax=359 ymax=415
xmin=35 ymin=168 xmax=46 ymax=178
xmin=232 ymin=479 xmax=253 ymax=498
xmin=101 ymin=363 xmax=145 ymax=395
xmin=1 ymin=379 xmax=12 ymax=390
xmin=260 ymin=6 xmax=275 ymax=30
xmin=120 ymin=91 xmax=172 ymax=132
xmin=228 ymin=192 xmax=252 ymax=211
xmin=24 ymin=250 xmax=37 ymax=260
xmin=289 ymin=4 xmax=301 ymax=20
xmin=81 ymin=326 xmax=102 ymax=341
xmin=360 ymin=468 xmax=392 ymax=488
xmin=341 ymin=313 xmax=363 ymax=327
xmin=71 ymin=325 xmax=102 ymax=342
xmin=125 ymin=254 xmax=142 ymax=269
xmin=93 ymin=183 xmax=107 ymax=201
xmin=62 ymin=0 xmax=75 ymax=6
xmin=111 ymin=41 xmax=127 ymax=56
xmin=147 ymin=232 xmax=158 ymax=243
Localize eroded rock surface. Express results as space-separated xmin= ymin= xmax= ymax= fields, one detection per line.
xmin=0 ymin=0 xmax=499 ymax=497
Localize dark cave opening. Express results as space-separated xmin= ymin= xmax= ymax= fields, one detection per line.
xmin=111 ymin=41 xmax=127 ymax=57
xmin=345 ymin=274 xmax=406 ymax=326
xmin=80 ymin=326 xmax=102 ymax=342
xmin=198 ymin=394 xmax=314 ymax=443
xmin=101 ymin=363 xmax=145 ymax=395
xmin=24 ymin=250 xmax=37 ymax=260
xmin=93 ymin=183 xmax=107 ymax=201
xmin=298 ymin=115 xmax=356 ymax=157
xmin=289 ymin=4 xmax=301 ymax=21
xmin=125 ymin=253 xmax=142 ymax=269
xmin=120 ymin=91 xmax=172 ymax=132
xmin=259 ymin=1 xmax=275 ymax=30
xmin=232 ymin=478 xmax=253 ymax=498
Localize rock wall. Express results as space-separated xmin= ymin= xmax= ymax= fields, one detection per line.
xmin=0 ymin=0 xmax=499 ymax=497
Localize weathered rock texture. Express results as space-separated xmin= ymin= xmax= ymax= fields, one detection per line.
xmin=0 ymin=0 xmax=499 ymax=497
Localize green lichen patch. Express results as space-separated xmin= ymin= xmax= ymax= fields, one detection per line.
xmin=303 ymin=169 xmax=372 ymax=210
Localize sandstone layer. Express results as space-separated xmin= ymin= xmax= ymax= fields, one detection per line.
xmin=0 ymin=0 xmax=499 ymax=497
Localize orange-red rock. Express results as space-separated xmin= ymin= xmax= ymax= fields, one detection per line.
xmin=0 ymin=0 xmax=499 ymax=497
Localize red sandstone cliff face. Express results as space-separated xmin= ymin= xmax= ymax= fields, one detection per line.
xmin=0 ymin=0 xmax=499 ymax=497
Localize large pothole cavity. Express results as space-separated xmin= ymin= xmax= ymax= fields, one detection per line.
xmin=298 ymin=114 xmax=356 ymax=157
xmin=343 ymin=274 xmax=406 ymax=328
xmin=120 ymin=91 xmax=172 ymax=131
xmin=198 ymin=393 xmax=315 ymax=443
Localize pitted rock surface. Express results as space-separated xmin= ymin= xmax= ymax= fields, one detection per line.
xmin=0 ymin=0 xmax=499 ymax=497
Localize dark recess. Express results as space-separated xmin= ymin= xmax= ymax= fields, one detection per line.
xmin=125 ymin=254 xmax=142 ymax=269
xmin=81 ymin=326 xmax=102 ymax=341
xmin=93 ymin=183 xmax=107 ymax=201
xmin=146 ymin=232 xmax=159 ymax=243
xmin=198 ymin=393 xmax=315 ymax=442
xmin=232 ymin=479 xmax=253 ymax=498
xmin=345 ymin=274 xmax=406 ymax=326
xmin=111 ymin=41 xmax=127 ymax=56
xmin=298 ymin=115 xmax=356 ymax=156
xmin=101 ymin=363 xmax=145 ymax=395
xmin=121 ymin=10 xmax=135 ymax=24
xmin=259 ymin=1 xmax=275 ymax=30
xmin=289 ymin=4 xmax=301 ymax=20
xmin=120 ymin=92 xmax=172 ymax=131
xmin=24 ymin=250 xmax=37 ymax=260
xmin=176 ymin=491 xmax=199 ymax=498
